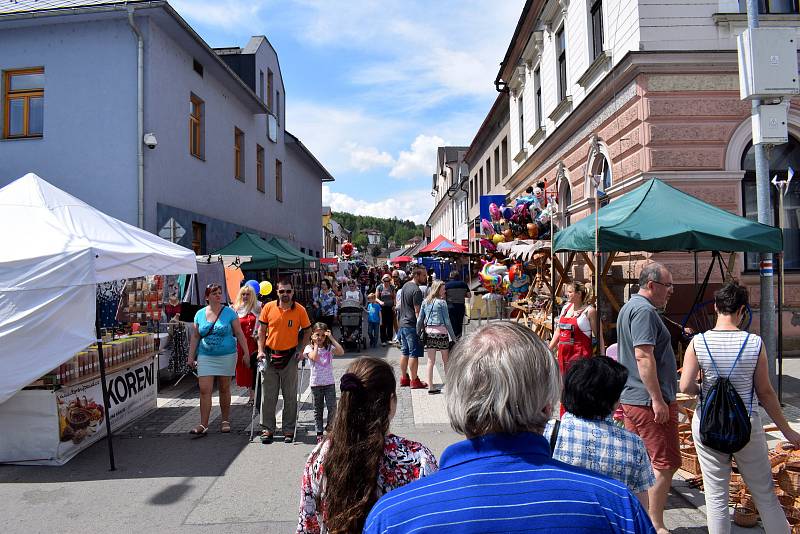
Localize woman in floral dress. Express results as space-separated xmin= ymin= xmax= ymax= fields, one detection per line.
xmin=296 ymin=357 xmax=438 ymax=534
xmin=314 ymin=279 xmax=339 ymax=332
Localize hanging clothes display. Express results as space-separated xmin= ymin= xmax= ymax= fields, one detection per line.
xmin=97 ymin=280 xmax=126 ymax=329
xmin=225 ymin=265 xmax=245 ymax=302
xmin=182 ymin=260 xmax=229 ymax=305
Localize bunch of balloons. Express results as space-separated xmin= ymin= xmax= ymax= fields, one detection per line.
xmin=341 ymin=241 xmax=354 ymax=258
xmin=246 ymin=279 xmax=273 ymax=296
xmin=479 ymin=182 xmax=558 ymax=251
xmin=478 ymin=259 xmax=510 ymax=295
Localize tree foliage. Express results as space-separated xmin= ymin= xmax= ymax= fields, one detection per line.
xmin=332 ymin=212 xmax=422 ymax=250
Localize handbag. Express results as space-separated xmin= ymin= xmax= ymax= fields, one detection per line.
xmin=419 ymin=302 xmax=432 ymax=346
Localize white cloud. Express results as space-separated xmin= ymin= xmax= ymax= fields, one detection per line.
xmin=323 ymin=185 xmax=433 ymax=225
xmin=170 ymin=0 xmax=269 ymax=31
xmin=389 ymin=134 xmax=445 ymax=180
xmin=348 ymin=143 xmax=395 ymax=172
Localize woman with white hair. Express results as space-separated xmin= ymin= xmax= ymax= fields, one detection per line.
xmin=416 ymin=280 xmax=455 ymax=394
xmin=364 ymin=322 xmax=655 ymax=534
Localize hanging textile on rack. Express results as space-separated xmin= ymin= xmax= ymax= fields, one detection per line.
xmin=182 ymin=260 xmax=229 ymax=305
xmin=97 ymin=280 xmax=126 ymax=329
xmin=225 ymin=265 xmax=244 ymax=302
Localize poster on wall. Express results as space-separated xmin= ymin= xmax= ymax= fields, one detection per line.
xmin=55 ymin=356 xmax=157 ymax=460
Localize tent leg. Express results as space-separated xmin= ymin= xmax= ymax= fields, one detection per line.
xmin=95 ymin=301 xmax=116 ymax=471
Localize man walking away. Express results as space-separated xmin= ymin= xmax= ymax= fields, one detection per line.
xmin=257 ymin=279 xmax=312 ymax=444
xmin=445 ymin=271 xmax=470 ymax=339
xmin=616 ymin=262 xmax=679 ymax=534
xmin=364 ymin=322 xmax=655 ymax=534
xmin=397 ymin=266 xmax=427 ymax=389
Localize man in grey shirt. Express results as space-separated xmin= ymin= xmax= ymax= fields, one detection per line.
xmin=616 ymin=262 xmax=678 ymax=534
xmin=397 ymin=266 xmax=428 ymax=389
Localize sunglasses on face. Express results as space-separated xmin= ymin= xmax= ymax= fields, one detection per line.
xmin=277 ymin=289 xmax=293 ymax=294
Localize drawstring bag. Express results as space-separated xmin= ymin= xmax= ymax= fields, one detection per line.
xmin=698 ymin=333 xmax=753 ymax=455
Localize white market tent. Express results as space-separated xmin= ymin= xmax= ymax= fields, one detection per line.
xmin=0 ymin=173 xmax=197 ymax=405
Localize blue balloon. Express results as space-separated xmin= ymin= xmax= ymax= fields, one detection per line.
xmin=246 ymin=280 xmax=260 ymax=294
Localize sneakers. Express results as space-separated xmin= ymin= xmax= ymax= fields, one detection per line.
xmin=381 ymin=342 xmax=387 ymax=347
xmin=284 ymin=433 xmax=294 ymax=443
xmin=410 ymin=377 xmax=428 ymax=389
xmin=428 ymin=388 xmax=441 ymax=395
xmin=399 ymin=373 xmax=411 ymax=387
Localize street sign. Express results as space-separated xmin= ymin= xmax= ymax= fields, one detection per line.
xmin=158 ymin=218 xmax=186 ymax=243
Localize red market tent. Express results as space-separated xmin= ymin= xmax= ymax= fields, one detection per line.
xmin=320 ymin=258 xmax=338 ymax=264
xmin=417 ymin=235 xmax=467 ymax=255
xmin=391 ymin=256 xmax=414 ymax=263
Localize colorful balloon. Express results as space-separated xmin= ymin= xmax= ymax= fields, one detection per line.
xmin=342 ymin=242 xmax=354 ymax=256
xmin=259 ymin=281 xmax=273 ymax=296
xmin=246 ymin=280 xmax=260 ymax=295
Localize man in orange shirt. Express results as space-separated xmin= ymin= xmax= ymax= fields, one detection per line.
xmin=257 ymin=279 xmax=312 ymax=443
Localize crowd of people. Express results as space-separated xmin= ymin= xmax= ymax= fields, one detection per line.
xmin=181 ymin=260 xmax=800 ymax=533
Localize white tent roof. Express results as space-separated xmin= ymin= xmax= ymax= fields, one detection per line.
xmin=0 ymin=173 xmax=197 ymax=403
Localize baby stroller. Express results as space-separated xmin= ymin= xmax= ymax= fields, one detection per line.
xmin=339 ymin=299 xmax=367 ymax=352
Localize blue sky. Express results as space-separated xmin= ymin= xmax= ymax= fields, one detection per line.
xmin=173 ymin=0 xmax=525 ymax=223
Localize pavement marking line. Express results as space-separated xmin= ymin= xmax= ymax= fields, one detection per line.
xmin=410 ymin=363 xmax=449 ymax=425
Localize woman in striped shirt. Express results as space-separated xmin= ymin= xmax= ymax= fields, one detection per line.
xmin=680 ymin=281 xmax=800 ymax=534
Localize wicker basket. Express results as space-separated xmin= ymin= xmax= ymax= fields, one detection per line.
xmin=680 ymin=447 xmax=702 ymax=475
xmin=733 ymin=506 xmax=760 ymax=528
xmin=779 ymin=466 xmax=800 ymax=497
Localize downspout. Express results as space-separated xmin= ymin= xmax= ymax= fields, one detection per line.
xmin=127 ymin=7 xmax=144 ymax=229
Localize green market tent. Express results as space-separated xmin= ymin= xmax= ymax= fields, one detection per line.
xmin=214 ymin=232 xmax=302 ymax=270
xmin=268 ymin=237 xmax=317 ymax=268
xmin=552 ymin=179 xmax=783 ymax=253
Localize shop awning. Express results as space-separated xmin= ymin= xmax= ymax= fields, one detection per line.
xmin=214 ymin=233 xmax=302 ymax=270
xmin=268 ymin=237 xmax=318 ymax=269
xmin=320 ymin=257 xmax=338 ymax=264
xmin=553 ymin=178 xmax=783 ymax=253
xmin=392 ymin=256 xmax=414 ymax=263
xmin=496 ymin=239 xmax=550 ymax=261
xmin=417 ymin=235 xmax=467 ymax=255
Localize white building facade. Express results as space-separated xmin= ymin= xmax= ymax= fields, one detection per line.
xmin=427 ymin=147 xmax=470 ymax=245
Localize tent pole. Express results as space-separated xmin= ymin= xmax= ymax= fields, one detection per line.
xmin=95 ymin=299 xmax=116 ymax=471
xmin=778 ymin=252 xmax=784 ymax=404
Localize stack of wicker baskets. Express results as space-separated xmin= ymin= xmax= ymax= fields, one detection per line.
xmin=729 ymin=442 xmax=800 ymax=530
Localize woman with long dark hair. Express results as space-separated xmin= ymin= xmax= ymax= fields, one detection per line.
xmin=296 ymin=357 xmax=437 ymax=534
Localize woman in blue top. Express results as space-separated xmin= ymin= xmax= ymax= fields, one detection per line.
xmin=188 ymin=284 xmax=250 ymax=435
xmin=416 ymin=280 xmax=455 ymax=394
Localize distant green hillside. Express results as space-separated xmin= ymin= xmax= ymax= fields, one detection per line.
xmin=332 ymin=212 xmax=422 ymax=252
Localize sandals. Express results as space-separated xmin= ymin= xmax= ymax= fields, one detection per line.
xmin=220 ymin=421 xmax=231 ymax=433
xmin=189 ymin=424 xmax=208 ymax=435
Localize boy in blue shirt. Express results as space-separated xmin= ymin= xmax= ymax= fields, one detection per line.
xmin=366 ymin=293 xmax=382 ymax=348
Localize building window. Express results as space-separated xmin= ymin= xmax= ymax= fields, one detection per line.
xmin=259 ymin=70 xmax=265 ymax=101
xmin=590 ymin=0 xmax=604 ymax=61
xmin=267 ymin=69 xmax=274 ymax=112
xmin=234 ymin=127 xmax=244 ymax=181
xmin=501 ymin=137 xmax=509 ymax=177
xmin=479 ymin=168 xmax=484 ymax=197
xmin=517 ymin=95 xmax=525 ymax=152
xmin=3 ymin=67 xmax=44 ymax=139
xmin=486 ymin=158 xmax=492 ymax=192
xmin=193 ymin=59 xmax=204 ymax=77
xmin=556 ymin=26 xmax=567 ymax=103
xmin=275 ymin=159 xmax=283 ymax=202
xmin=494 ymin=147 xmax=500 ymax=185
xmin=741 ymin=138 xmax=800 ymax=271
xmin=189 ymin=94 xmax=204 ymax=159
xmin=276 ymin=91 xmax=281 ymax=126
xmin=558 ymin=176 xmax=572 ymax=228
xmin=256 ymin=144 xmax=265 ymax=192
xmin=741 ymin=0 xmax=799 ymax=13
xmin=191 ymin=221 xmax=206 ymax=255
xmin=533 ymin=67 xmax=542 ymax=129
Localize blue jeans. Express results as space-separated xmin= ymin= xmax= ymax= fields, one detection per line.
xmin=367 ymin=321 xmax=380 ymax=347
xmin=398 ymin=327 xmax=423 ymax=358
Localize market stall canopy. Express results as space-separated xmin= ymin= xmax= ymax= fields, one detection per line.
xmin=214 ymin=232 xmax=301 ymax=270
xmin=552 ymin=178 xmax=783 ymax=253
xmin=0 ymin=173 xmax=196 ymax=404
xmin=496 ymin=239 xmax=550 ymax=261
xmin=417 ymin=235 xmax=467 ymax=255
xmin=268 ymin=237 xmax=317 ymax=268
xmin=392 ymin=256 xmax=414 ymax=263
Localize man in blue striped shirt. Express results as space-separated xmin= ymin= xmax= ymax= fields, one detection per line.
xmin=364 ymin=322 xmax=655 ymax=534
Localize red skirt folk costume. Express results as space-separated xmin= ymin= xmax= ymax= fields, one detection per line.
xmin=235 ymin=312 xmax=258 ymax=388
xmin=557 ymin=303 xmax=593 ymax=417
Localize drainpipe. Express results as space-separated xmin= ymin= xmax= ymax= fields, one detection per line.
xmin=127 ymin=7 xmax=145 ymax=229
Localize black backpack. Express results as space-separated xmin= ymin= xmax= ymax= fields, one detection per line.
xmin=698 ymin=333 xmax=753 ymax=455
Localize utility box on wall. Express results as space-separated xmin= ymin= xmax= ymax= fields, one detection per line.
xmin=753 ymin=102 xmax=789 ymax=145
xmin=738 ymin=28 xmax=800 ymax=100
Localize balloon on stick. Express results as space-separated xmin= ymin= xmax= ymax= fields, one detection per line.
xmin=259 ymin=281 xmax=273 ymax=296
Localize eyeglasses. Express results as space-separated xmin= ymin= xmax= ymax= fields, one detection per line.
xmin=277 ymin=289 xmax=293 ymax=294
xmin=651 ymin=280 xmax=673 ymax=289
